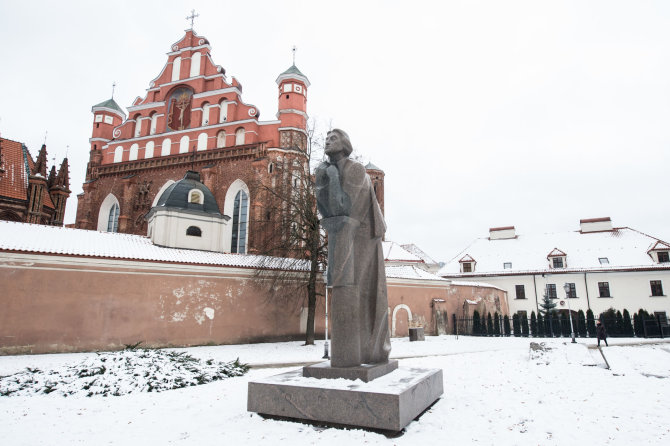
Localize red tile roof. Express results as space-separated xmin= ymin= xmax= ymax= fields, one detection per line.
xmin=0 ymin=137 xmax=29 ymax=201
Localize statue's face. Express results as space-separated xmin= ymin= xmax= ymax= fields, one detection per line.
xmin=325 ymin=131 xmax=344 ymax=157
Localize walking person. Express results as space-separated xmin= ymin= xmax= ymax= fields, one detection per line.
xmin=596 ymin=320 xmax=608 ymax=347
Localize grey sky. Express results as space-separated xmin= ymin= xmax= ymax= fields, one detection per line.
xmin=1 ymin=1 xmax=668 ymax=262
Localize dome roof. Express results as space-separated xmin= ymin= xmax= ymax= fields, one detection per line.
xmin=154 ymin=171 xmax=221 ymax=215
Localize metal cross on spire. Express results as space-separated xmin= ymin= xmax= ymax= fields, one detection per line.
xmin=111 ymin=81 xmax=116 ymax=99
xmin=186 ymin=9 xmax=199 ymax=29
xmin=292 ymin=45 xmax=297 ymax=65
xmin=43 ymin=130 xmax=48 ymax=145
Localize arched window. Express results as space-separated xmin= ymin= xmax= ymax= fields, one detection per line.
xmin=171 ymin=56 xmax=181 ymax=81
xmin=161 ymin=138 xmax=172 ymax=156
xmin=145 ymin=141 xmax=155 ymax=159
xmin=197 ymin=133 xmax=208 ymax=151
xmin=268 ymin=162 xmax=274 ymax=174
xmin=113 ymin=146 xmax=123 ymax=163
xmin=186 ymin=226 xmax=202 ymax=237
xmin=107 ymin=203 xmax=120 ymax=232
xmin=231 ymin=190 xmax=248 ymax=254
xmin=97 ymin=193 xmax=121 ymax=232
xmin=235 ymin=127 xmax=245 ymax=146
xmin=219 ymin=100 xmax=228 ymax=123
xmin=179 ymin=135 xmax=190 ymax=153
xmin=152 ymin=180 xmax=176 ymax=206
xmin=201 ymin=102 xmax=210 ymax=126
xmin=149 ymin=113 xmax=158 ymax=135
xmin=190 ymin=52 xmax=201 ymax=78
xmin=216 ymin=130 xmax=226 ymax=148
xmin=189 ymin=189 xmax=204 ymax=204
xmin=129 ymin=143 xmax=139 ymax=161
xmin=133 ymin=115 xmax=142 ymax=138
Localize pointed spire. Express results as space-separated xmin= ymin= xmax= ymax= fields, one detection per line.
xmin=48 ymin=165 xmax=57 ymax=187
xmin=56 ymin=157 xmax=70 ymax=189
xmin=33 ymin=144 xmax=48 ymax=177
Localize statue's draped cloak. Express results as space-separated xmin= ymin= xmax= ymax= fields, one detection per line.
xmin=316 ymin=158 xmax=391 ymax=365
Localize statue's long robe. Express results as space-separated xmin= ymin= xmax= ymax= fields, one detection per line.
xmin=316 ymin=158 xmax=391 ymax=365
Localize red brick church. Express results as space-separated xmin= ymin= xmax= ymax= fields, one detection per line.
xmin=75 ymin=27 xmax=313 ymax=254
xmin=0 ymin=137 xmax=70 ymax=225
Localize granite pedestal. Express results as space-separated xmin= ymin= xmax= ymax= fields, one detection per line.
xmin=247 ymin=366 xmax=443 ymax=432
xmin=303 ymin=360 xmax=398 ymax=382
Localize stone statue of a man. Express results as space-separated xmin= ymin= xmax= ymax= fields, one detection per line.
xmin=315 ymin=129 xmax=391 ymax=367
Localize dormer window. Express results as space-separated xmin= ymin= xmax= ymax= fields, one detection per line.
xmin=503 ymin=262 xmax=512 ymax=269
xmin=189 ymin=189 xmax=204 ymax=204
xmin=648 ymin=241 xmax=670 ymax=263
xmin=459 ymin=254 xmax=476 ymax=273
xmin=547 ymin=248 xmax=567 ymax=269
xmin=599 ymin=257 xmax=609 ymax=265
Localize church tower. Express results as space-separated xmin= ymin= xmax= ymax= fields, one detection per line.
xmin=276 ymin=63 xmax=310 ymax=151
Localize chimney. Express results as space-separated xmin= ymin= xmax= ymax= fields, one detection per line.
xmin=489 ymin=226 xmax=516 ymax=240
xmin=580 ymin=217 xmax=613 ymax=233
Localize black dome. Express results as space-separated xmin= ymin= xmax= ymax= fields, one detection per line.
xmin=155 ymin=171 xmax=221 ymax=215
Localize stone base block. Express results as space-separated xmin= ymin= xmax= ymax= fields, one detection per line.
xmin=409 ymin=327 xmax=425 ymax=341
xmin=302 ymin=360 xmax=398 ymax=382
xmin=248 ymin=367 xmax=443 ymax=432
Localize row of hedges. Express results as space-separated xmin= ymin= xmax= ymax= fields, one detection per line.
xmin=469 ymin=308 xmax=659 ymax=338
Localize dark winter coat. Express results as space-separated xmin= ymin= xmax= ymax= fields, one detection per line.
xmin=596 ymin=323 xmax=607 ymax=340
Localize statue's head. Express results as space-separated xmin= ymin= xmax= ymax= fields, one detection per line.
xmin=325 ymin=128 xmax=353 ymax=160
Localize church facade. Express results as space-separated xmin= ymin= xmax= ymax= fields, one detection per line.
xmin=75 ymin=28 xmax=311 ymax=254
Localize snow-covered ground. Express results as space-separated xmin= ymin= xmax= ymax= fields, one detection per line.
xmin=1 ymin=336 xmax=670 ymax=445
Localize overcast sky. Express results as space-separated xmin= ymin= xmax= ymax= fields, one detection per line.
xmin=1 ymin=1 xmax=669 ymax=262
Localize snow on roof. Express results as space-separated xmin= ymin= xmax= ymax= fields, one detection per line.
xmin=385 ymin=265 xmax=447 ymax=281
xmin=400 ymin=243 xmax=438 ymax=265
xmin=438 ymin=227 xmax=670 ymax=277
xmin=0 ymin=221 xmax=309 ymax=271
xmin=382 ymin=241 xmax=423 ymax=263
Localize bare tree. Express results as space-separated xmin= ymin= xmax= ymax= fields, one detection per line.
xmin=251 ymin=119 xmax=328 ymax=345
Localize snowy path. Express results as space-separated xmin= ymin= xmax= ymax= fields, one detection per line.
xmin=1 ymin=336 xmax=669 ymax=445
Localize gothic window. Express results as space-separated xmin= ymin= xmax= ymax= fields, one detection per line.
xmin=129 ymin=143 xmax=139 ymax=161
xmin=219 ymin=99 xmax=228 ymax=122
xmin=113 ymin=146 xmax=123 ymax=163
xmin=150 ymin=113 xmax=158 ymax=135
xmin=107 ymin=203 xmax=119 ymax=232
xmin=166 ymin=87 xmax=194 ymax=131
xmin=186 ymin=226 xmax=202 ymax=237
xmin=171 ymin=56 xmax=181 ymax=81
xmin=145 ymin=141 xmax=155 ymax=159
xmin=231 ymin=190 xmax=248 ymax=254
xmin=179 ymin=135 xmax=190 ymax=154
xmin=216 ymin=130 xmax=226 ymax=148
xmin=161 ymin=138 xmax=172 ymax=156
xmin=268 ymin=162 xmax=274 ymax=174
xmin=133 ymin=115 xmax=142 ymax=138
xmin=201 ymin=102 xmax=210 ymax=126
xmin=190 ymin=52 xmax=201 ymax=78
xmin=235 ymin=127 xmax=245 ymax=146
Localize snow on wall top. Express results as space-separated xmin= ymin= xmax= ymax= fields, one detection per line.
xmin=0 ymin=221 xmax=308 ymax=271
xmin=438 ymin=227 xmax=670 ymax=277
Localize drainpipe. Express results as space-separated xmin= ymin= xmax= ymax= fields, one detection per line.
xmin=533 ymin=274 xmax=540 ymax=313
xmin=583 ymin=272 xmax=591 ymax=310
